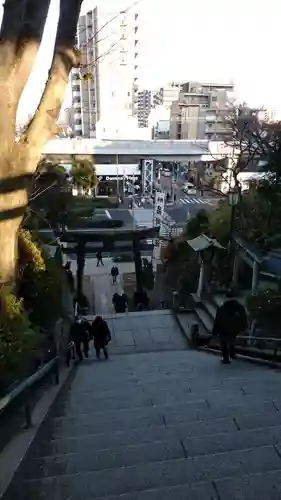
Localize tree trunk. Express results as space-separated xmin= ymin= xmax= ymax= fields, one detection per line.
xmin=0 ymin=184 xmax=27 ymax=284
xmin=0 ymin=0 xmax=83 ymax=284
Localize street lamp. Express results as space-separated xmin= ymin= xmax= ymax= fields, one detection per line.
xmin=228 ymin=186 xmax=239 ymax=248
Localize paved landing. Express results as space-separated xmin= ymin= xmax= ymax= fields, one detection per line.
xmin=86 ymin=310 xmax=188 ymax=355
xmin=4 ymin=311 xmax=281 ymax=499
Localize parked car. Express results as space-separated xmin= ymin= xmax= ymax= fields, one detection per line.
xmin=162 ymin=168 xmax=171 ymax=177
xmin=183 ymin=182 xmax=197 ymax=195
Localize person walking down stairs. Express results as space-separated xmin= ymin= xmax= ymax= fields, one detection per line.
xmin=91 ymin=316 xmax=111 ymax=360
xmin=212 ymin=292 xmax=248 ymax=364
xmin=70 ymin=317 xmax=91 ymax=361
xmin=96 ymin=251 xmax=104 ymax=267
xmin=110 ymin=265 xmax=119 ymax=284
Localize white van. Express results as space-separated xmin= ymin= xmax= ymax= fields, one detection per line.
xmin=163 ymin=167 xmax=171 ymax=177
xmin=183 ymin=182 xmax=196 ymax=195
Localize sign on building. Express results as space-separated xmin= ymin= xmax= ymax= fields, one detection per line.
xmin=153 ymin=191 xmax=165 ymax=227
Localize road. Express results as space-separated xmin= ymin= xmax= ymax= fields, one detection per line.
xmin=159 ymin=173 xmax=221 ymax=224
xmin=99 ymin=171 xmax=223 ymax=228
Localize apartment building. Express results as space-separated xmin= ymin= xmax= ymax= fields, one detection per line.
xmin=137 ymin=89 xmax=162 ymax=128
xmin=169 ymin=81 xmax=235 ymax=140
xmin=71 ymin=3 xmax=140 ymax=138
xmin=95 ymin=3 xmax=140 ymax=138
xmin=71 ymin=8 xmax=100 ymax=138
xmin=158 ymin=81 xmax=184 ymax=110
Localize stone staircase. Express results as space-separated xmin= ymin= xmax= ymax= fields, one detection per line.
xmin=3 ymin=311 xmax=281 ymax=499
xmin=192 ymin=292 xmax=226 ymax=335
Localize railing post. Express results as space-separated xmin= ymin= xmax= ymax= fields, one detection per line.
xmin=54 ymin=358 xmax=60 ymax=385
xmin=24 ymin=395 xmax=32 ymax=428
xmin=172 ymin=291 xmax=179 ymax=310
xmin=191 ymin=323 xmax=199 ymax=346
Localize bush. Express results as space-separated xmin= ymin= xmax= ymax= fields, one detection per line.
xmin=246 ymin=289 xmax=281 ymax=337
xmin=0 ymin=287 xmax=37 ymax=387
xmin=17 ymin=229 xmax=67 ymax=330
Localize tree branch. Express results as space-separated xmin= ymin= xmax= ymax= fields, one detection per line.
xmin=0 ymin=0 xmax=51 ymax=155
xmin=21 ymin=0 xmax=83 ymax=172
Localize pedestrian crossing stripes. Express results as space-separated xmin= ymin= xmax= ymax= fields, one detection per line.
xmin=179 ymin=196 xmax=214 ymax=205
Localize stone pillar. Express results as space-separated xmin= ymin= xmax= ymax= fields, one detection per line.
xmin=197 ymin=262 xmax=206 ymax=298
xmin=251 ymin=260 xmax=259 ymax=293
xmin=232 ymin=251 xmax=240 ymax=288
xmin=76 ymin=243 xmax=86 ymax=297
xmin=133 ymin=237 xmax=143 ymax=294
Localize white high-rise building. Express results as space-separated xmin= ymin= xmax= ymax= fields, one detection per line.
xmin=71 ymin=2 xmax=140 ymax=138
xmin=71 ymin=7 xmax=100 ymax=137
xmin=96 ymin=2 xmax=140 ymax=138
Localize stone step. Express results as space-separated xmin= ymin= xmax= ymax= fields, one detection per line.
xmin=14 ymin=446 xmax=281 ymax=499
xmin=24 ymin=439 xmax=185 ymax=480
xmin=203 ymin=299 xmax=217 ymax=320
xmin=50 ymin=387 xmax=225 ymax=418
xmin=43 ymin=401 xmax=279 ymax=441
xmin=49 ymin=398 xmax=209 ymax=425
xmin=195 ymin=306 xmax=214 ymax=333
xmin=30 ymin=416 xmax=237 ymax=457
xmin=24 ymin=425 xmax=281 ymax=481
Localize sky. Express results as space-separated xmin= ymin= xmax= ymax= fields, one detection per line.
xmin=0 ymin=0 xmax=279 ymax=122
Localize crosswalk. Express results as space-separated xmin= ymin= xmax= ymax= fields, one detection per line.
xmin=179 ymin=196 xmax=214 ymax=206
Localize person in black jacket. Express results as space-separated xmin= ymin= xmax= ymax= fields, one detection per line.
xmin=212 ymin=293 xmax=247 ymax=364
xmin=96 ymin=251 xmax=104 ymax=267
xmin=110 ymin=266 xmax=119 ymax=284
xmin=70 ymin=318 xmax=91 ymax=361
xmin=92 ymin=316 xmax=111 ymax=359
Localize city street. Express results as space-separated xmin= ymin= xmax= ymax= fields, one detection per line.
xmin=99 ymin=167 xmax=222 ymax=229
xmin=159 ymin=172 xmax=221 ymax=224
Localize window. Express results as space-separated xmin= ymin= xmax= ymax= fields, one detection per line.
xmin=72 ymin=85 xmax=80 ymax=92
xmin=73 ymin=96 xmax=81 ymax=103
xmin=212 ymin=96 xmax=217 ymax=102
xmin=75 ymin=118 xmax=82 ymax=125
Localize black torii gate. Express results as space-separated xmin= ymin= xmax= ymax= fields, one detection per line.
xmin=56 ymin=226 xmax=160 ymax=297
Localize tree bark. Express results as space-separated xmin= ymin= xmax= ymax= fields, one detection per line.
xmin=0 ymin=179 xmax=27 ymax=284
xmin=0 ymin=0 xmax=83 ymax=284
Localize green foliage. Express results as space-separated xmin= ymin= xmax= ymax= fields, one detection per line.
xmin=164 ymin=238 xmax=199 ymax=295
xmin=247 ymin=289 xmax=281 ymax=337
xmin=17 ymin=229 xmax=67 ymax=329
xmin=177 ymin=252 xmax=200 ymax=298
xmin=185 ymin=209 xmax=209 ymax=239
xmin=1 ymin=229 xmax=69 ymax=390
xmin=0 ymin=288 xmax=37 ymax=381
xmin=18 ymin=229 xmax=45 ymax=274
xmin=70 ymin=159 xmax=98 ymax=190
xmin=208 ymin=201 xmax=231 ymax=244
xmin=28 ymin=160 xmax=70 ymax=230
